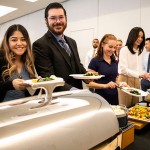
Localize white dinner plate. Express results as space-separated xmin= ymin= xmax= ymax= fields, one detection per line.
xmin=69 ymin=74 xmax=105 ymax=80
xmin=24 ymin=78 xmax=64 ymax=86
xmin=121 ymin=87 xmax=148 ymax=97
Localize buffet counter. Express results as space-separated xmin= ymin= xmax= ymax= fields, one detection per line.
xmin=0 ymin=90 xmax=120 ymax=150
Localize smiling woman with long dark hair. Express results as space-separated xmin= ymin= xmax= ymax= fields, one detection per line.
xmin=0 ymin=24 xmax=36 ymax=102
xmin=118 ymin=27 xmax=147 ymax=107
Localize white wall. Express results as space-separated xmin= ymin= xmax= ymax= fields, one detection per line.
xmin=0 ymin=9 xmax=47 ymax=44
xmin=64 ymin=0 xmax=99 ymax=64
xmin=98 ymin=0 xmax=141 ymax=44
xmin=0 ymin=0 xmax=150 ymax=67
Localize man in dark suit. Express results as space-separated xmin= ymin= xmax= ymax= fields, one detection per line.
xmin=32 ymin=2 xmax=86 ymax=92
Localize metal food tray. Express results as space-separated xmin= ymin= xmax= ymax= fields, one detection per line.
xmin=128 ymin=105 xmax=150 ymax=123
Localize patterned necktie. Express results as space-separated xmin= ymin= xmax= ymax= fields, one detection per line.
xmin=59 ymin=38 xmax=71 ymax=56
xmin=147 ymin=54 xmax=150 ymax=72
xmin=92 ymin=49 xmax=96 ymax=58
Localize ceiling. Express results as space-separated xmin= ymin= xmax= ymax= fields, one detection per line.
xmin=0 ymin=0 xmax=68 ymax=25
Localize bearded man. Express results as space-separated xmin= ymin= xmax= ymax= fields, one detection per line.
xmin=32 ymin=2 xmax=86 ymax=91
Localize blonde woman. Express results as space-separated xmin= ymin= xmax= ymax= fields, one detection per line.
xmin=86 ymin=34 xmax=119 ymax=105
xmin=114 ymin=38 xmax=123 ymax=62
xmin=0 ymin=24 xmax=37 ymax=102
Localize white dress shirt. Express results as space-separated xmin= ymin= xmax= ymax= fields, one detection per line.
xmin=85 ymin=48 xmax=98 ymax=70
xmin=118 ymin=46 xmax=144 ymax=78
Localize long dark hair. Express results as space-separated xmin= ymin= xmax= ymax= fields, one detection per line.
xmin=126 ymin=27 xmax=145 ymax=55
xmin=0 ymin=24 xmax=35 ymax=80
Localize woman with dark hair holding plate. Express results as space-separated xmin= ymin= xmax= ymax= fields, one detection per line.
xmin=118 ymin=27 xmax=147 ymax=107
xmin=0 ymin=24 xmax=37 ymax=102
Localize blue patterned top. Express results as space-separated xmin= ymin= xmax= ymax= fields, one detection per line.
xmin=3 ymin=65 xmax=30 ymax=101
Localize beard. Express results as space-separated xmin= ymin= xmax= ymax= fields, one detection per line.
xmin=93 ymin=45 xmax=98 ymax=49
xmin=47 ymin=21 xmax=67 ymax=36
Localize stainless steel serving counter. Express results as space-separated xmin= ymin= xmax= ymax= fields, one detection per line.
xmin=0 ymin=89 xmax=120 ymax=150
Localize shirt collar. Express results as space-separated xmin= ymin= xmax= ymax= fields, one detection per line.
xmin=97 ymin=56 xmax=116 ymax=63
xmin=50 ymin=31 xmax=64 ymax=42
xmin=96 ymin=56 xmax=104 ymax=62
xmin=100 ymin=57 xmax=104 ymax=61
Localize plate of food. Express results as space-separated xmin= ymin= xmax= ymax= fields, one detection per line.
xmin=121 ymin=87 xmax=148 ymax=97
xmin=69 ymin=72 xmax=104 ymax=80
xmin=128 ymin=105 xmax=150 ymax=122
xmin=24 ymin=75 xmax=64 ymax=86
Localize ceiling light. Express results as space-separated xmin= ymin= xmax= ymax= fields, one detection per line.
xmin=0 ymin=5 xmax=17 ymax=17
xmin=25 ymin=0 xmax=38 ymax=2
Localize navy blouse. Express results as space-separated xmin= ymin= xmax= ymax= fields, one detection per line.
xmin=88 ymin=56 xmax=118 ymax=105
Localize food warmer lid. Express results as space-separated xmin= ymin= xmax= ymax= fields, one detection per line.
xmin=0 ymin=90 xmax=119 ymax=150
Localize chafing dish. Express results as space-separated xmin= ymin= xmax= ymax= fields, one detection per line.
xmin=0 ymin=90 xmax=120 ymax=150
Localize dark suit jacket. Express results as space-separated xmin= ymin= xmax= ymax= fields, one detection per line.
xmin=32 ymin=30 xmax=86 ymax=91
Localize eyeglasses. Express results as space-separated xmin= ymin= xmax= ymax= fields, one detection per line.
xmin=48 ymin=15 xmax=65 ymax=22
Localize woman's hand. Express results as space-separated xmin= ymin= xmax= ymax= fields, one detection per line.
xmin=139 ymin=72 xmax=150 ymax=80
xmin=86 ymin=81 xmax=118 ymax=89
xmin=12 ymin=79 xmax=30 ymax=91
xmin=118 ymin=82 xmax=129 ymax=88
xmin=106 ymin=81 xmax=118 ymax=89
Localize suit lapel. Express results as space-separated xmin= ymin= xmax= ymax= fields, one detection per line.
xmin=47 ymin=32 xmax=71 ymax=68
xmin=65 ymin=36 xmax=80 ymax=68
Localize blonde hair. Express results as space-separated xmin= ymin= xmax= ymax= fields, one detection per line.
xmin=117 ymin=38 xmax=123 ymax=43
xmin=0 ymin=24 xmax=35 ymax=80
